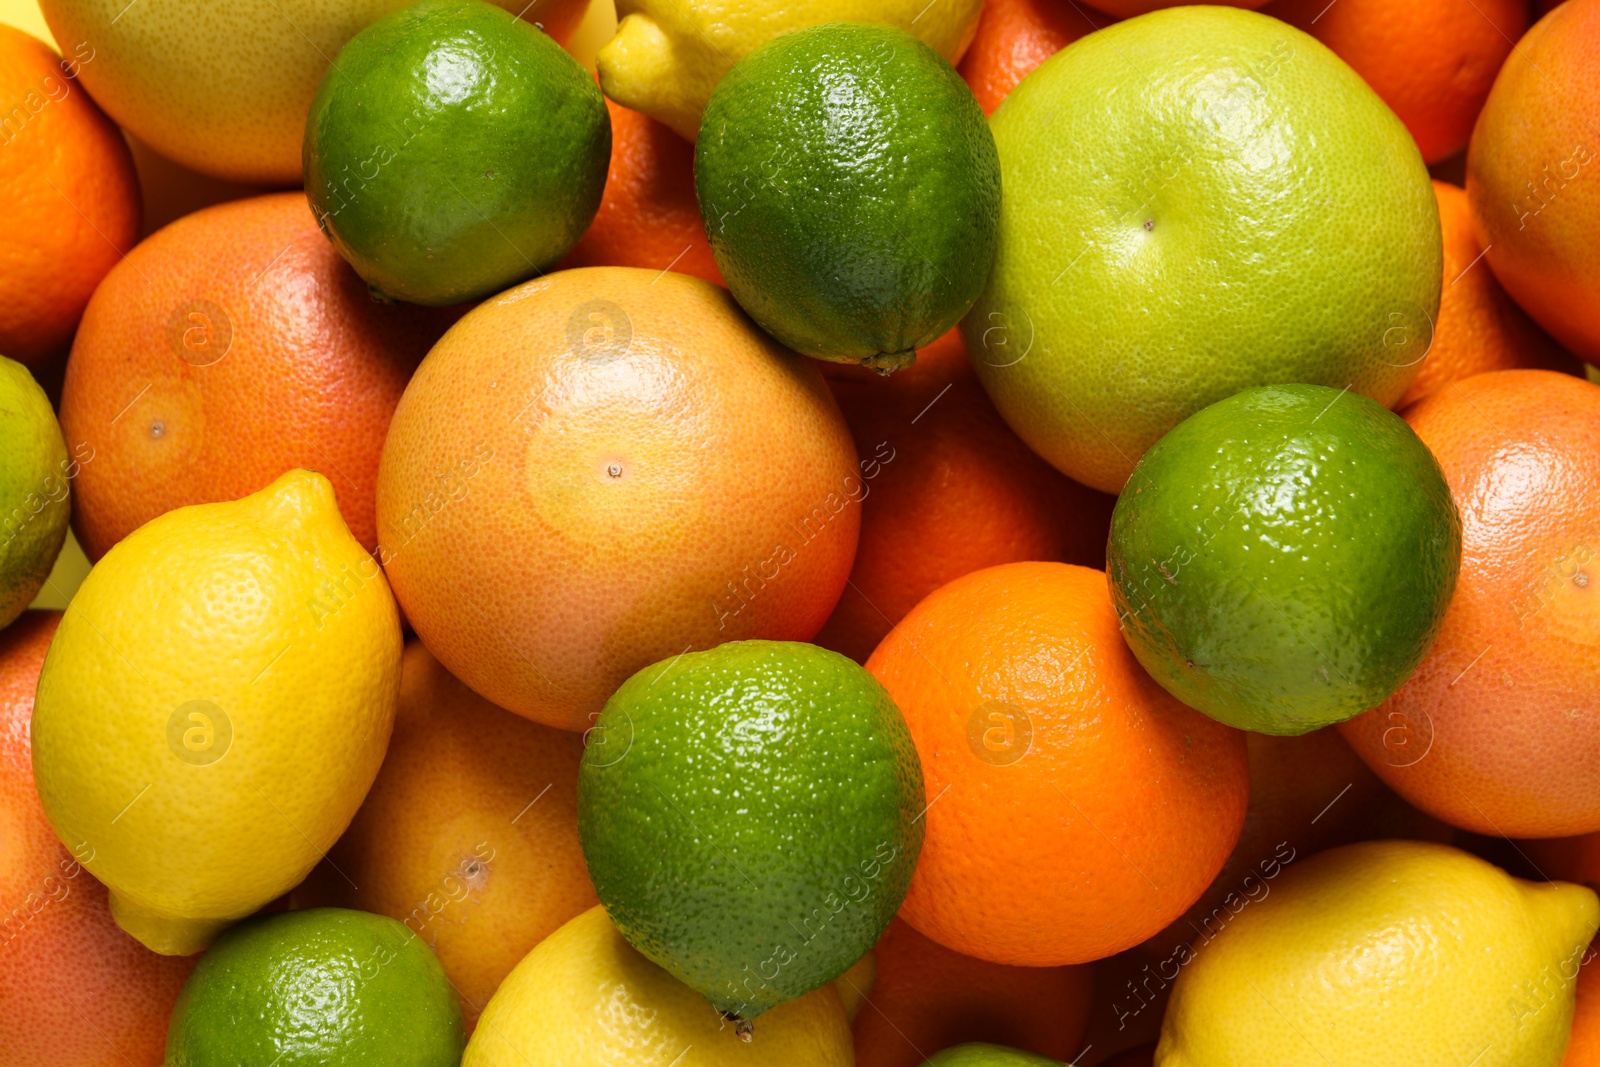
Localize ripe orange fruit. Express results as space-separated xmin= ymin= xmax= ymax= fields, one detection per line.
xmin=1340 ymin=371 xmax=1600 ymax=837
xmin=1568 ymin=949 xmax=1600 ymax=1067
xmin=1467 ymin=0 xmax=1600 ymax=361
xmin=561 ymin=96 xmax=723 ymax=285
xmin=0 ymin=612 xmax=195 ymax=1067
xmin=1264 ymin=0 xmax=1526 ymax=163
xmin=0 ymin=25 xmax=140 ymax=372
xmin=326 ymin=642 xmax=597 ymax=1030
xmin=865 ymin=561 xmax=1249 ymax=966
xmin=59 ymin=192 xmax=450 ymax=560
xmin=813 ymin=330 xmax=1113 ymax=663
xmin=956 ymin=0 xmax=1113 ymax=115
xmin=851 ymin=918 xmax=1093 ymax=1067
xmin=376 ymin=266 xmax=859 ymax=731
xmin=1401 ymin=182 xmax=1577 ymax=406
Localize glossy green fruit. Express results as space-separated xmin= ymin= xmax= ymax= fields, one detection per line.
xmin=922 ymin=1044 xmax=1065 ymax=1066
xmin=164 ymin=908 xmax=464 ymax=1065
xmin=577 ymin=640 xmax=924 ymax=1022
xmin=0 ymin=354 xmax=69 ymax=629
xmin=304 ymin=0 xmax=610 ymax=306
xmin=695 ymin=22 xmax=1000 ymax=372
xmin=965 ymin=6 xmax=1441 ymax=493
xmin=1107 ymin=384 xmax=1460 ymax=736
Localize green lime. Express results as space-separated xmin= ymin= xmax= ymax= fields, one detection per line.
xmin=0 ymin=354 xmax=69 ymax=629
xmin=695 ymin=22 xmax=1000 ymax=373
xmin=164 ymin=907 xmax=464 ymax=1066
xmin=1107 ymin=384 xmax=1461 ymax=736
xmin=922 ymin=1045 xmax=1064 ymax=1067
xmin=304 ymin=0 xmax=610 ymax=306
xmin=963 ymin=6 xmax=1442 ymax=494
xmin=577 ymin=639 xmax=925 ymax=1023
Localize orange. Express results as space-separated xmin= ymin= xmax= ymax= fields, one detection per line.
xmin=325 ymin=641 xmax=597 ymax=1030
xmin=0 ymin=612 xmax=195 ymax=1067
xmin=1264 ymin=0 xmax=1526 ymax=163
xmin=864 ymin=561 xmax=1249 ymax=966
xmin=956 ymin=0 xmax=1113 ymax=116
xmin=813 ymin=329 xmax=1113 ymax=663
xmin=59 ymin=192 xmax=451 ymax=560
xmin=1339 ymin=370 xmax=1600 ymax=838
xmin=1467 ymin=0 xmax=1600 ymax=361
xmin=1400 ymin=181 xmax=1578 ymax=406
xmin=851 ymin=918 xmax=1093 ymax=1067
xmin=0 ymin=25 xmax=140 ymax=372
xmin=1568 ymin=947 xmax=1600 ymax=1067
xmin=561 ymin=95 xmax=723 ymax=285
xmin=376 ymin=266 xmax=859 ymax=731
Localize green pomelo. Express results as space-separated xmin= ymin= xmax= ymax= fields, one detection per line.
xmin=577 ymin=639 xmax=924 ymax=1021
xmin=1107 ymin=384 xmax=1460 ymax=736
xmin=963 ymin=6 xmax=1441 ymax=493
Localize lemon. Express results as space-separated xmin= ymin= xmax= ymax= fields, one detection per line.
xmin=1157 ymin=840 xmax=1600 ymax=1067
xmin=597 ymin=0 xmax=983 ymax=141
xmin=0 ymin=354 xmax=70 ymax=629
xmin=31 ymin=470 xmax=403 ymax=955
xmin=463 ymin=905 xmax=854 ymax=1066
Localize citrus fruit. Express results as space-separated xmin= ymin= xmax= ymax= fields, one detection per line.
xmin=920 ymin=1046 xmax=1063 ymax=1066
xmin=1083 ymin=0 xmax=1266 ymax=15
xmin=852 ymin=919 xmax=1093 ymax=1067
xmin=464 ymin=905 xmax=855 ymax=1065
xmin=812 ymin=330 xmax=1113 ymax=663
xmin=34 ymin=0 xmax=592 ymax=184
xmin=562 ymin=95 xmax=724 ymax=285
xmin=1263 ymin=0 xmax=1527 ymax=163
xmin=1103 ymin=1047 xmax=1156 ymax=1067
xmin=1108 ymin=384 xmax=1462 ymax=736
xmin=1401 ymin=182 xmax=1578 ymax=407
xmin=164 ymin=907 xmax=464 ymax=1066
xmin=375 ymin=266 xmax=860 ymax=731
xmin=1143 ymin=728 xmax=1449 ymax=964
xmin=696 ymin=23 xmax=999 ymax=371
xmin=31 ymin=470 xmax=403 ymax=955
xmin=1569 ymin=948 xmax=1600 ymax=1067
xmin=1338 ymin=371 xmax=1600 ymax=837
xmin=59 ymin=192 xmax=446 ymax=561
xmin=956 ymin=0 xmax=1113 ymax=115
xmin=833 ymin=952 xmax=876 ymax=1021
xmin=0 ymin=353 xmax=70 ymax=628
xmin=866 ymin=562 xmax=1250 ymax=966
xmin=597 ymin=0 xmax=984 ymax=141
xmin=0 ymin=24 xmax=139 ymax=371
xmin=578 ymin=639 xmax=924 ymax=1022
xmin=305 ymin=0 xmax=611 ymax=306
xmin=326 ymin=641 xmax=597 ymax=1030
xmin=0 ymin=611 xmax=197 ymax=1067
xmin=966 ymin=6 xmax=1442 ymax=494
xmin=1156 ymin=840 xmax=1600 ymax=1067
xmin=1467 ymin=0 xmax=1600 ymax=362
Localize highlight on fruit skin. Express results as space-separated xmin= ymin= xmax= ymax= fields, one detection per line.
xmin=29 ymin=469 xmax=403 ymax=956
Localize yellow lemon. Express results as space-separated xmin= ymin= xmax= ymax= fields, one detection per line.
xmin=597 ymin=0 xmax=983 ymax=140
xmin=1157 ymin=840 xmax=1600 ymax=1067
xmin=33 ymin=0 xmax=589 ymax=183
xmin=31 ymin=470 xmax=402 ymax=955
xmin=463 ymin=905 xmax=854 ymax=1065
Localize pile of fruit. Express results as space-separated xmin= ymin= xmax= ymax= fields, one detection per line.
xmin=4 ymin=0 xmax=1600 ymax=1062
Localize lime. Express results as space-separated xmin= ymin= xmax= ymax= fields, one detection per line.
xmin=963 ymin=6 xmax=1442 ymax=493
xmin=922 ymin=1045 xmax=1064 ymax=1066
xmin=1107 ymin=384 xmax=1460 ymax=736
xmin=0 ymin=354 xmax=69 ymax=629
xmin=164 ymin=907 xmax=463 ymax=1065
xmin=304 ymin=0 xmax=610 ymax=306
xmin=577 ymin=639 xmax=925 ymax=1024
xmin=695 ymin=23 xmax=1000 ymax=372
